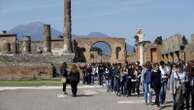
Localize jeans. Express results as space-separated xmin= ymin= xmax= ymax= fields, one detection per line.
xmin=160 ymin=80 xmax=167 ymax=104
xmin=114 ymin=78 xmax=120 ymax=94
xmin=91 ymin=74 xmax=95 ymax=84
xmin=99 ymin=74 xmax=103 ymax=86
xmin=106 ymin=79 xmax=111 ymax=92
xmin=191 ymin=86 xmax=194 ymax=110
xmin=144 ymin=83 xmax=151 ymax=104
xmin=172 ymin=94 xmax=176 ymax=110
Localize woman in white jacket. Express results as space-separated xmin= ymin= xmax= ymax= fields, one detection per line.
xmin=170 ymin=63 xmax=186 ymax=110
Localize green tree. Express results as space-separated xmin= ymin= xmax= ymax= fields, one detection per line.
xmin=182 ymin=35 xmax=188 ymax=45
xmin=154 ymin=36 xmax=163 ymax=45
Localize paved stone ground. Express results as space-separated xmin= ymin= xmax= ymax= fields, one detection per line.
xmin=0 ymin=86 xmax=172 ymax=110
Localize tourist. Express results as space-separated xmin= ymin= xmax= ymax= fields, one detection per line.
xmin=69 ymin=64 xmax=80 ymax=97
xmin=113 ymin=64 xmax=121 ymax=95
xmin=185 ymin=61 xmax=194 ymax=110
xmin=86 ymin=64 xmax=92 ymax=85
xmin=98 ymin=64 xmax=105 ymax=86
xmin=91 ymin=64 xmax=96 ymax=84
xmin=142 ymin=62 xmax=152 ymax=104
xmin=151 ymin=63 xmax=162 ymax=110
xmin=104 ymin=65 xmax=111 ymax=92
xmin=60 ymin=62 xmax=68 ymax=95
xmin=127 ymin=64 xmax=133 ymax=96
xmin=170 ymin=63 xmax=186 ymax=110
xmin=134 ymin=65 xmax=142 ymax=96
xmin=121 ymin=66 xmax=128 ymax=96
xmin=159 ymin=61 xmax=169 ymax=105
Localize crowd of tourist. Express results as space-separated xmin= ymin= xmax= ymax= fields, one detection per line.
xmin=60 ymin=60 xmax=194 ymax=110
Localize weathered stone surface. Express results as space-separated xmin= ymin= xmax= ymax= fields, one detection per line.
xmin=2 ymin=41 xmax=11 ymax=54
xmin=64 ymin=0 xmax=72 ymax=53
xmin=43 ymin=24 xmax=52 ymax=53
xmin=0 ymin=63 xmax=53 ymax=80
xmin=0 ymin=54 xmax=74 ymax=65
xmin=22 ymin=36 xmax=31 ymax=54
xmin=73 ymin=37 xmax=126 ymax=63
xmin=0 ymin=34 xmax=17 ymax=54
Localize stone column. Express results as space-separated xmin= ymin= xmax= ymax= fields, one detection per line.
xmin=22 ymin=36 xmax=31 ymax=54
xmin=135 ymin=28 xmax=144 ymax=65
xmin=43 ymin=24 xmax=52 ymax=53
xmin=2 ymin=41 xmax=11 ymax=54
xmin=64 ymin=0 xmax=72 ymax=53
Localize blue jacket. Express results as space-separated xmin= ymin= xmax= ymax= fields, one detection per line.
xmin=143 ymin=69 xmax=151 ymax=84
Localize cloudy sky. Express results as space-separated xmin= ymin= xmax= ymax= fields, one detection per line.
xmin=0 ymin=0 xmax=194 ymax=44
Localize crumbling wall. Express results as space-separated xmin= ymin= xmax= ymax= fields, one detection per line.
xmin=0 ymin=63 xmax=53 ymax=80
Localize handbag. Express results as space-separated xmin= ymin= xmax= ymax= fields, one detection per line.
xmin=61 ymin=77 xmax=67 ymax=83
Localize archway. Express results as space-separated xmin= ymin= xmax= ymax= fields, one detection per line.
xmin=116 ymin=47 xmax=121 ymax=60
xmin=73 ymin=37 xmax=127 ymax=63
xmin=90 ymin=41 xmax=112 ymax=63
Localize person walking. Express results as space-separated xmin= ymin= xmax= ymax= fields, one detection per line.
xmin=142 ymin=62 xmax=152 ymax=104
xmin=60 ymin=62 xmax=68 ymax=95
xmin=159 ymin=61 xmax=169 ymax=105
xmin=69 ymin=64 xmax=80 ymax=97
xmin=170 ymin=63 xmax=186 ymax=110
xmin=151 ymin=63 xmax=162 ymax=110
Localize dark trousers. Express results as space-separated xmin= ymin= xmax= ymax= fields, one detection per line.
xmin=132 ymin=81 xmax=136 ymax=93
xmin=135 ymin=80 xmax=140 ymax=95
xmin=191 ymin=86 xmax=194 ymax=110
xmin=63 ymin=83 xmax=67 ymax=92
xmin=185 ymin=84 xmax=190 ymax=110
xmin=99 ymin=74 xmax=103 ymax=85
xmin=153 ymin=86 xmax=161 ymax=107
xmin=71 ymin=81 xmax=78 ymax=96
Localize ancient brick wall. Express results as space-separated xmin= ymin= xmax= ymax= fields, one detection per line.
xmin=0 ymin=63 xmax=53 ymax=80
xmin=0 ymin=34 xmax=17 ymax=53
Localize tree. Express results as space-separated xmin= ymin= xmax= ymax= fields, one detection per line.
xmin=182 ymin=35 xmax=188 ymax=45
xmin=154 ymin=36 xmax=163 ymax=45
xmin=90 ymin=47 xmax=103 ymax=55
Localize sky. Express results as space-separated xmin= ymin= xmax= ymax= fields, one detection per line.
xmin=1 ymin=0 xmax=194 ymax=45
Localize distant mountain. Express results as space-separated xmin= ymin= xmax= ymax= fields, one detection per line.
xmin=8 ymin=21 xmax=63 ymax=40
xmin=87 ymin=32 xmax=110 ymax=38
xmin=8 ymin=21 xmax=133 ymax=53
xmin=126 ymin=44 xmax=134 ymax=53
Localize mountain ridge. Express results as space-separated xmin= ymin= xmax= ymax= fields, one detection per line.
xmin=7 ymin=21 xmax=134 ymax=53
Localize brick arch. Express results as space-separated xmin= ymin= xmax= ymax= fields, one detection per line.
xmin=73 ymin=37 xmax=127 ymax=63
xmin=90 ymin=41 xmax=112 ymax=54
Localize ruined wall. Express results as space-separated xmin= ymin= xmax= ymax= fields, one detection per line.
xmin=51 ymin=39 xmax=64 ymax=55
xmin=0 ymin=63 xmax=53 ymax=80
xmin=74 ymin=37 xmax=126 ymax=63
xmin=0 ymin=34 xmax=17 ymax=54
xmin=144 ymin=43 xmax=161 ymax=63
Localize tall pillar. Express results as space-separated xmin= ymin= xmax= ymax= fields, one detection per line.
xmin=22 ymin=36 xmax=31 ymax=54
xmin=43 ymin=24 xmax=52 ymax=53
xmin=64 ymin=0 xmax=72 ymax=53
xmin=135 ymin=28 xmax=144 ymax=65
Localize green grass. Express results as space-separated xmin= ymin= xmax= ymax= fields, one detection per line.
xmin=0 ymin=80 xmax=62 ymax=87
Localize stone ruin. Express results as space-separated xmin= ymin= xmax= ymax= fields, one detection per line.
xmin=0 ymin=0 xmax=74 ymax=80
